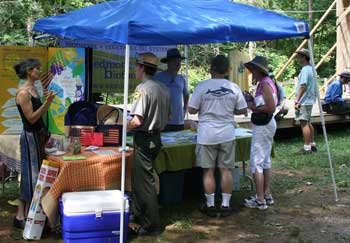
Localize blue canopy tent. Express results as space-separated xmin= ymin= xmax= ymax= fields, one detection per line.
xmin=33 ymin=0 xmax=337 ymax=241
xmin=34 ymin=0 xmax=309 ymax=45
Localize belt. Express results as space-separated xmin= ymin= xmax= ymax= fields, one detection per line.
xmin=135 ymin=130 xmax=160 ymax=136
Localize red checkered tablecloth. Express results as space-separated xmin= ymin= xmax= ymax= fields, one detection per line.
xmin=41 ymin=147 xmax=133 ymax=226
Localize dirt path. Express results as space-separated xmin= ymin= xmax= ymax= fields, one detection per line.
xmin=1 ymin=168 xmax=350 ymax=243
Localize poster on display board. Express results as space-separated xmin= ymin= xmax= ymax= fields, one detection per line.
xmin=0 ymin=46 xmax=47 ymax=134
xmin=46 ymin=48 xmax=86 ymax=135
xmin=0 ymin=46 xmax=85 ymax=135
xmin=60 ymin=40 xmax=175 ymax=93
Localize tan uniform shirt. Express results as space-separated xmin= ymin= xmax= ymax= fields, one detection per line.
xmin=131 ymin=78 xmax=171 ymax=132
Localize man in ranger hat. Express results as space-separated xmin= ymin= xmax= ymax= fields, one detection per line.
xmin=294 ymin=48 xmax=317 ymax=155
xmin=154 ymin=48 xmax=189 ymax=131
xmin=324 ymin=71 xmax=350 ymax=104
xmin=127 ymin=52 xmax=171 ymax=236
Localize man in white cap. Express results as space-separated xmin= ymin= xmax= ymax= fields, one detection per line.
xmin=294 ymin=48 xmax=317 ymax=155
xmin=154 ymin=48 xmax=189 ymax=131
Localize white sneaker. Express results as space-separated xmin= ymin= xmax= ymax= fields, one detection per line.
xmin=244 ymin=198 xmax=268 ymax=210
xmin=264 ymin=195 xmax=274 ymax=205
xmin=246 ymin=194 xmax=274 ymax=206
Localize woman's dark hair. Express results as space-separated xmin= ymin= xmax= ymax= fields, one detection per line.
xmin=13 ymin=58 xmax=41 ymax=79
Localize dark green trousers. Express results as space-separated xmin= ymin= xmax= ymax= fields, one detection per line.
xmin=163 ymin=124 xmax=184 ymax=132
xmin=131 ymin=131 xmax=161 ymax=229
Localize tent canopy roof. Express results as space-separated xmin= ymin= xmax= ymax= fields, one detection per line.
xmin=33 ymin=0 xmax=309 ymax=45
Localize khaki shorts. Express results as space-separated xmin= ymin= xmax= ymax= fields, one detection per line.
xmin=295 ymin=105 xmax=313 ymax=122
xmin=195 ymin=140 xmax=235 ymax=169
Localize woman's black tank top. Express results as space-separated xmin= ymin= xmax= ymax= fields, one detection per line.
xmin=17 ymin=96 xmax=45 ymax=132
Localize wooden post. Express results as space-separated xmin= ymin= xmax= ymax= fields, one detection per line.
xmin=336 ymin=0 xmax=350 ymax=73
xmin=315 ymin=43 xmax=337 ymax=69
xmin=276 ymin=0 xmax=337 ymax=80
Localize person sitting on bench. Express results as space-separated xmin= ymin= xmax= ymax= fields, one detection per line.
xmin=323 ymin=71 xmax=350 ymax=115
xmin=324 ymin=71 xmax=350 ymax=104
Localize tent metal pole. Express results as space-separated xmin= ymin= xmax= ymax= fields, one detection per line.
xmin=184 ymin=45 xmax=189 ymax=119
xmin=307 ymin=39 xmax=339 ymax=202
xmin=184 ymin=45 xmax=189 ymax=82
xmin=120 ymin=44 xmax=130 ymax=243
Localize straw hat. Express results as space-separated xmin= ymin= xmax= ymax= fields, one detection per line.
xmin=96 ymin=105 xmax=121 ymax=125
xmin=244 ymin=56 xmax=269 ymax=75
xmin=160 ymin=48 xmax=185 ymax=63
xmin=339 ymin=71 xmax=350 ymax=79
xmin=295 ymin=48 xmax=310 ymax=59
xmin=136 ymin=52 xmax=159 ymax=68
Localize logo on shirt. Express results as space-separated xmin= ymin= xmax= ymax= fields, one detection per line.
xmin=133 ymin=91 xmax=142 ymax=101
xmin=206 ymin=87 xmax=234 ymax=97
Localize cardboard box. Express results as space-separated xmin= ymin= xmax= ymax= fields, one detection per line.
xmin=23 ymin=160 xmax=60 ymax=240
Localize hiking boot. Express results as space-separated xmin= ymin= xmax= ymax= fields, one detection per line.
xmin=199 ymin=203 xmax=217 ymax=217
xmin=13 ymin=217 xmax=26 ymax=229
xmin=129 ymin=226 xmax=164 ymax=236
xmin=296 ymin=148 xmax=312 ymax=155
xmin=311 ymin=146 xmax=318 ymax=152
xmin=219 ymin=206 xmax=233 ymax=217
xmin=244 ymin=198 xmax=268 ymax=210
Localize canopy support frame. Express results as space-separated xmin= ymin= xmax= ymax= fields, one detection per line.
xmin=120 ymin=44 xmax=130 ymax=243
xmin=308 ymin=39 xmax=338 ymax=202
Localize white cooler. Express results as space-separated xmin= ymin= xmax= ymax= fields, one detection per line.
xmin=59 ymin=190 xmax=129 ymax=243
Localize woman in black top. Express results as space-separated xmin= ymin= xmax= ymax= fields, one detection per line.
xmin=13 ymin=58 xmax=56 ymax=229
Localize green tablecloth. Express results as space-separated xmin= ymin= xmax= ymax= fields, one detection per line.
xmin=128 ymin=128 xmax=252 ymax=174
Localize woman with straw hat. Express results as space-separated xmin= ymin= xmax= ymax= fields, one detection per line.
xmin=243 ymin=56 xmax=277 ymax=210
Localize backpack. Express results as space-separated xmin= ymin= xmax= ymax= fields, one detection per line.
xmin=64 ymin=101 xmax=97 ymax=126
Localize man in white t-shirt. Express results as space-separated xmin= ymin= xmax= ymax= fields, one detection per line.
xmin=188 ymin=55 xmax=247 ymax=217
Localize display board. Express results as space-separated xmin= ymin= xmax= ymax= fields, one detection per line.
xmin=0 ymin=46 xmax=86 ymax=135
xmin=60 ymin=40 xmax=174 ymax=93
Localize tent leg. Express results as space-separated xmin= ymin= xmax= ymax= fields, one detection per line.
xmin=307 ymin=39 xmax=339 ymax=202
xmin=120 ymin=44 xmax=130 ymax=243
xmin=184 ymin=45 xmax=189 ymax=120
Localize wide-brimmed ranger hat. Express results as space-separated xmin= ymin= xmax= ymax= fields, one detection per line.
xmin=136 ymin=52 xmax=159 ymax=68
xmin=295 ymin=48 xmax=310 ymax=59
xmin=160 ymin=48 xmax=185 ymax=63
xmin=339 ymin=71 xmax=350 ymax=79
xmin=244 ymin=56 xmax=269 ymax=75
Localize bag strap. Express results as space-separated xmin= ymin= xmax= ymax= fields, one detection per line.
xmin=99 ymin=108 xmax=119 ymax=124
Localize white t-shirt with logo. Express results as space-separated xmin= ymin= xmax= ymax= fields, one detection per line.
xmin=189 ymin=79 xmax=247 ymax=145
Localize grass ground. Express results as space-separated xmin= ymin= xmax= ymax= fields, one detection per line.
xmin=1 ymin=126 xmax=350 ymax=242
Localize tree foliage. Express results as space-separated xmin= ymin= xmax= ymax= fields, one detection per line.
xmin=0 ymin=0 xmax=337 ymax=82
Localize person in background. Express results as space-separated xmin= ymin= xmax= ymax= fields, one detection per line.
xmin=269 ymin=70 xmax=289 ymax=120
xmin=324 ymin=71 xmax=350 ymax=104
xmin=188 ymin=55 xmax=247 ymax=217
xmin=13 ymin=58 xmax=56 ymax=229
xmin=243 ymin=56 xmax=277 ymax=210
xmin=154 ymin=48 xmax=189 ymax=131
xmin=294 ymin=49 xmax=317 ymax=154
xmin=127 ymin=52 xmax=171 ymax=236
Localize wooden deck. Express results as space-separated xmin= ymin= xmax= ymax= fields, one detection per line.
xmin=187 ymin=99 xmax=350 ymax=130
